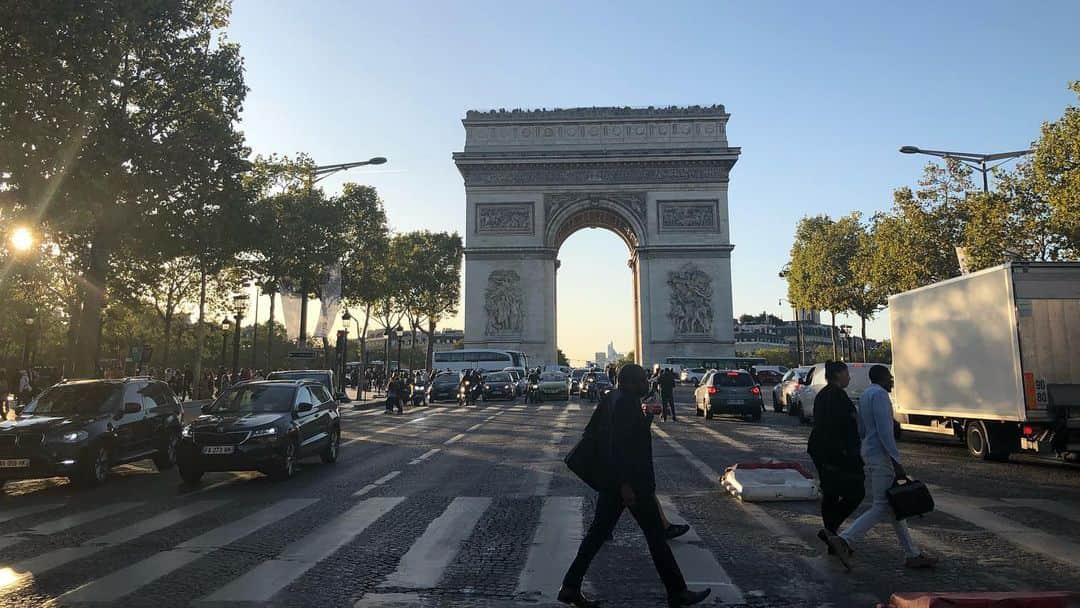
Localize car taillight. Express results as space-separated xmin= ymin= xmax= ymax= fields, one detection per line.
xmin=1023 ymin=425 xmax=1034 ymax=436
xmin=707 ymin=386 xmax=717 ymax=394
xmin=751 ymin=386 xmax=761 ymax=396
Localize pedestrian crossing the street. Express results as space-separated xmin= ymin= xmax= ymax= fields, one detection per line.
xmin=0 ymin=481 xmax=1078 ymax=605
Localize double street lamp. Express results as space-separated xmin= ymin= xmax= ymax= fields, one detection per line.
xmin=898 ymin=146 xmax=1033 ymax=193
xmin=394 ymin=324 xmax=404 ymax=372
xmin=220 ymin=318 xmax=231 ymax=368
xmin=22 ymin=317 xmax=34 ymax=370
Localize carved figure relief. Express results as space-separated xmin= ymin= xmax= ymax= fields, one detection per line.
xmin=658 ymin=200 xmax=719 ymax=232
xmin=475 ymin=203 xmax=533 ymax=234
xmin=484 ymin=270 xmax=525 ymax=335
xmin=668 ymin=263 xmax=713 ymax=335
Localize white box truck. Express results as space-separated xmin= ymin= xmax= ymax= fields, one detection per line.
xmin=890 ymin=262 xmax=1080 ymax=461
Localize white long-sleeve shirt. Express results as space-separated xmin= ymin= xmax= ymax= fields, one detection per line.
xmin=857 ymin=384 xmax=901 ymax=463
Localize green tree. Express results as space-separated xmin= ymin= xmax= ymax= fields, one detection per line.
xmin=557 ymin=349 xmax=570 ymax=367
xmin=787 ymin=215 xmax=858 ymax=359
xmin=0 ymin=0 xmax=248 ymax=376
xmin=393 ymin=231 xmax=464 ymax=370
xmin=338 ymin=183 xmax=390 ymax=370
xmin=1032 ymin=81 xmax=1080 ymax=251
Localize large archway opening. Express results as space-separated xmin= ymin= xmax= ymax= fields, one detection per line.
xmin=555 ymin=225 xmax=636 ymax=368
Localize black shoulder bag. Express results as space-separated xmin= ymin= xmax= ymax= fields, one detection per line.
xmin=564 ymin=391 xmax=618 ymax=492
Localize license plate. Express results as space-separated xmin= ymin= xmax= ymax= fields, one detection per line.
xmin=727 ymin=399 xmax=745 ymax=405
xmin=202 ymin=446 xmax=234 ymax=455
xmin=0 ymin=458 xmax=30 ymax=468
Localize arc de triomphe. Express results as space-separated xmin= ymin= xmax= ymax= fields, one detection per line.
xmin=453 ymin=106 xmax=741 ymax=366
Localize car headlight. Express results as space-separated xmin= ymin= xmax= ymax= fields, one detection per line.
xmin=59 ymin=430 xmax=88 ymax=443
xmin=505 ymin=384 xmax=511 ymax=390
xmin=484 ymin=384 xmax=490 ymax=390
xmin=181 ymin=425 xmax=192 ymax=438
xmin=251 ymin=427 xmax=277 ymax=438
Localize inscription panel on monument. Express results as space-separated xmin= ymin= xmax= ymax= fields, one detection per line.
xmin=475 ymin=203 xmax=534 ymax=235
xmin=657 ymin=200 xmax=719 ymax=233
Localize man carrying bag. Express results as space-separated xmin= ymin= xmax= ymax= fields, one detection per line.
xmin=559 ymin=364 xmax=711 ymax=608
xmin=824 ymin=365 xmax=938 ymax=570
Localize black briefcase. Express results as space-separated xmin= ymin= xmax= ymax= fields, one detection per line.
xmin=886 ymin=477 xmax=934 ymax=520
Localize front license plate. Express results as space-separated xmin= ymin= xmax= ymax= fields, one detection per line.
xmin=727 ymin=399 xmax=745 ymax=405
xmin=202 ymin=445 xmax=235 ymax=455
xmin=0 ymin=458 xmax=30 ymax=468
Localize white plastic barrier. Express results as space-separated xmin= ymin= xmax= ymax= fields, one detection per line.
xmin=721 ymin=462 xmax=820 ymax=502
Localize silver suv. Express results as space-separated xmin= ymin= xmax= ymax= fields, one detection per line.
xmin=693 ymin=370 xmax=763 ymax=422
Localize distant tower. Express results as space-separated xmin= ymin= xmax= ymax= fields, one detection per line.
xmin=606 ymin=341 xmax=617 ymax=361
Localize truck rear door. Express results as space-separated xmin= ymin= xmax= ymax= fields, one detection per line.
xmin=1012 ymin=264 xmax=1080 ymax=421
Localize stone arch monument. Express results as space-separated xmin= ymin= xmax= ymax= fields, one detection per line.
xmin=453 ymin=106 xmax=741 ymax=366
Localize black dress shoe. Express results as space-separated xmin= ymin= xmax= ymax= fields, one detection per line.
xmin=665 ymin=523 xmax=691 ymax=540
xmin=668 ymin=588 xmax=711 ymax=607
xmin=557 ymin=586 xmax=601 ymax=607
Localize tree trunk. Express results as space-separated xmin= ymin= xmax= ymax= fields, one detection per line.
xmin=64 ymin=298 xmax=81 ymax=378
xmin=74 ymin=234 xmax=110 ymax=377
xmin=266 ymin=290 xmax=276 ymax=372
xmin=162 ymin=311 xmax=173 ymax=369
xmin=860 ymin=315 xmax=868 ymax=363
xmin=192 ymin=270 xmax=207 ymax=399
xmin=830 ymin=311 xmax=838 ymax=361
xmin=410 ymin=322 xmax=418 ymax=371
xmin=425 ymin=318 xmax=437 ymax=372
xmin=360 ymin=302 xmax=371 ymax=365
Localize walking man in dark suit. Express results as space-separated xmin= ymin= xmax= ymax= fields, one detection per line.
xmin=659 ymin=367 xmax=678 ymax=421
xmin=558 ymin=364 xmax=711 ymax=608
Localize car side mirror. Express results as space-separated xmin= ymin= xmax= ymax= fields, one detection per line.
xmin=199 ymin=402 xmax=213 ymax=414
xmin=296 ymin=402 xmax=314 ymax=413
xmin=337 ymin=392 xmax=350 ymax=403
xmin=13 ymin=403 xmax=25 ymax=415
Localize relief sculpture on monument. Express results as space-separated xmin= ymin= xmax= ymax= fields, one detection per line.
xmin=484 ymin=269 xmax=525 ymax=335
xmin=668 ymin=263 xmax=714 ymax=335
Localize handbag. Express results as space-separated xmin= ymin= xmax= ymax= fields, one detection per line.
xmin=564 ymin=391 xmax=618 ymax=492
xmin=886 ymin=477 xmax=935 ymax=520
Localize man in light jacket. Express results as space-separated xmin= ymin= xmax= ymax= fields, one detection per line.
xmin=825 ymin=364 xmax=938 ymax=569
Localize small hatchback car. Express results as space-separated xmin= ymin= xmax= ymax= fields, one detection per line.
xmin=0 ymin=378 xmax=182 ymax=488
xmin=177 ymin=380 xmax=341 ymax=483
xmin=694 ymin=370 xmax=764 ymax=422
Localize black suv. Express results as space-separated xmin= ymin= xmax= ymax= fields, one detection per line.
xmin=0 ymin=378 xmax=182 ymax=488
xmin=177 ymin=380 xmax=341 ymax=483
xmin=426 ymin=372 xmax=459 ymax=403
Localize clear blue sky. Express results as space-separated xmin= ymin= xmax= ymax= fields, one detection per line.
xmin=228 ymin=0 xmax=1080 ymax=364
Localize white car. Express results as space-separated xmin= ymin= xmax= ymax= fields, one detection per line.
xmin=679 ymin=367 xmax=710 ymax=386
xmin=772 ymin=367 xmax=809 ymax=412
xmin=789 ymin=362 xmax=891 ymax=423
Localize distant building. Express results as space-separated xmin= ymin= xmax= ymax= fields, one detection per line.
xmin=595 ymin=352 xmax=607 ymax=367
xmin=733 ymin=316 xmax=878 ymax=359
xmin=363 ymin=328 xmax=464 ymax=355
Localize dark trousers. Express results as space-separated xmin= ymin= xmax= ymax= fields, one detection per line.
xmin=661 ymin=391 xmax=676 ymax=420
xmin=563 ymin=490 xmax=686 ymax=595
xmin=817 ymin=469 xmax=865 ymax=534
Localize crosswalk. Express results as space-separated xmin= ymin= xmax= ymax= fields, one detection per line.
xmin=1 ymin=481 xmax=1078 ymax=605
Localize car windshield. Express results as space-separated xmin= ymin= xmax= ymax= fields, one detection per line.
xmin=210 ymin=384 xmax=295 ymax=414
xmin=714 ymin=372 xmax=754 ymax=387
xmin=571 ymin=370 xmax=586 ymax=379
xmin=267 ymin=371 xmax=331 ymax=388
xmin=486 ymin=373 xmax=511 ymax=383
xmin=540 ymin=372 xmax=566 ymax=381
xmin=23 ymin=383 xmax=122 ymax=416
xmin=434 ymin=374 xmax=458 ymax=385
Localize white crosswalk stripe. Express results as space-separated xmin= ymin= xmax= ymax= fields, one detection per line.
xmin=380 ymin=497 xmax=491 ymax=589
xmin=0 ymin=501 xmax=143 ymax=552
xmin=56 ymin=498 xmax=316 ymax=603
xmin=0 ymin=502 xmax=65 ymax=524
xmin=657 ymin=495 xmax=744 ymax=604
xmin=516 ymin=496 xmax=584 ymax=600
xmin=200 ymin=497 xmax=403 ymax=602
xmin=3 ymin=500 xmax=227 ymax=586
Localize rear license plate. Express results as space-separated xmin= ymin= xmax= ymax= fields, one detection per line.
xmin=202 ymin=446 xmax=235 ymax=455
xmin=727 ymin=399 xmax=745 ymax=405
xmin=0 ymin=458 xmax=30 ymax=468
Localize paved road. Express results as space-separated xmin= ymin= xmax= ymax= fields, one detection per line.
xmin=1 ymin=387 xmax=1079 ymax=607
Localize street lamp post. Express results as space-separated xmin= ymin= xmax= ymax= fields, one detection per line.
xmin=231 ymin=294 xmax=249 ymax=378
xmin=342 ymin=310 xmax=363 ymax=398
xmin=394 ymin=325 xmax=403 ymax=372
xmin=898 ymin=146 xmax=1033 ymax=194
xmin=220 ymin=319 xmax=231 ymax=368
xmin=22 ymin=317 xmax=34 ymax=370
xmin=778 ymin=298 xmax=804 ymax=366
xmin=251 ymin=281 xmax=260 ymax=371
xmin=839 ymin=325 xmax=853 ymax=361
xmin=296 ymin=156 xmax=388 ymax=349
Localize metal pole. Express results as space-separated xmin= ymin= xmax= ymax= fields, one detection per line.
xmin=396 ymin=333 xmax=402 ymax=372
xmin=981 ymin=160 xmax=989 ymax=194
xmin=22 ymin=323 xmax=32 ymax=370
xmin=220 ymin=331 xmax=227 ymax=367
xmin=231 ymin=313 xmax=242 ymax=377
xmin=251 ymin=287 xmax=259 ymax=370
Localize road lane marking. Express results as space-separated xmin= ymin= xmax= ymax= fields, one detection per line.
xmin=539 ymin=405 xmax=553 ymax=411
xmin=444 ymin=433 xmax=467 ymax=445
xmin=57 ymin=498 xmax=317 ymax=603
xmin=934 ymin=491 xmax=1080 ymax=569
xmin=0 ymin=502 xmax=145 ymax=550
xmin=0 ymin=503 xmax=65 ymax=525
xmin=4 ymin=500 xmax=228 ymax=582
xmin=1001 ymin=498 xmax=1080 ymax=524
xmin=343 ymin=411 xmax=445 ymax=447
xmin=516 ymin=497 xmax=583 ymax=600
xmin=466 ymin=423 xmax=483 ymax=432
xmin=353 ymin=471 xmax=402 ymax=497
xmin=200 ymin=497 xmax=404 ymax=603
xmin=657 ymin=495 xmax=744 ymax=604
xmin=532 ymin=408 xmax=572 ymax=496
xmin=380 ymin=497 xmax=491 ymax=589
xmin=408 ymin=449 xmax=442 ymax=465
xmin=567 ymin=403 xmax=581 ymax=412
xmin=692 ymin=422 xmax=753 ymax=451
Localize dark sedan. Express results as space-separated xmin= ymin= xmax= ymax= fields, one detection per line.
xmin=480 ymin=372 xmax=516 ymax=401
xmin=426 ymin=373 xmax=460 ymax=403
xmin=177 ymin=380 xmax=340 ymax=483
xmin=0 ymin=378 xmax=181 ymax=488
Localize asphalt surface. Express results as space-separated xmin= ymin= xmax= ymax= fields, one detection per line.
xmin=1 ymin=386 xmax=1079 ymax=607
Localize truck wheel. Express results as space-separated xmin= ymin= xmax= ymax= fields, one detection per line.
xmin=966 ymin=421 xmax=1000 ymax=461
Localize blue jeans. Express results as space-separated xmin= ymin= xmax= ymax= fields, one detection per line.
xmin=840 ymin=456 xmax=919 ymax=558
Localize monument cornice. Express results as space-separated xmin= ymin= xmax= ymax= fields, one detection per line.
xmin=454 ymin=148 xmax=741 ymax=163
xmin=463 ymin=246 xmax=559 ymax=260
xmin=457 ymin=158 xmax=735 ymax=187
xmin=634 ymin=244 xmax=735 ymax=260
xmin=464 ymin=105 xmax=728 ymax=123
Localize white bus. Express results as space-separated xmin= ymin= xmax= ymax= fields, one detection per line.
xmin=433 ymin=349 xmax=529 ymax=373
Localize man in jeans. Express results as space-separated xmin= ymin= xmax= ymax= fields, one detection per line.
xmin=824 ymin=365 xmax=938 ymax=569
